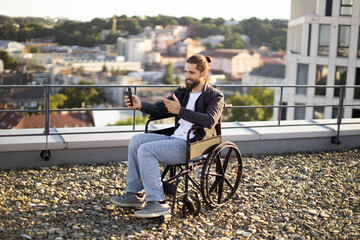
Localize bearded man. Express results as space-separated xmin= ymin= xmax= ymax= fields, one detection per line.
xmin=110 ymin=54 xmax=224 ymax=218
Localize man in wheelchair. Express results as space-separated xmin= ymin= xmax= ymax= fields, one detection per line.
xmin=110 ymin=54 xmax=224 ymax=218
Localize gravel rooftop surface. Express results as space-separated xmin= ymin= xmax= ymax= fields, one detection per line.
xmin=0 ymin=148 xmax=359 ymax=239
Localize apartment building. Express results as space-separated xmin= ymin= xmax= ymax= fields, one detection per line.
xmin=208 ymin=49 xmax=262 ymax=80
xmin=116 ymin=36 xmax=152 ymax=66
xmin=0 ymin=40 xmax=25 ymax=53
xmin=280 ymin=0 xmax=360 ymax=121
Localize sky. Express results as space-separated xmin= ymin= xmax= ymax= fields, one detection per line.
xmin=0 ymin=0 xmax=291 ymax=22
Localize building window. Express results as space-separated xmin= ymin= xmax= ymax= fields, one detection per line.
xmin=315 ymin=65 xmax=328 ymax=96
xmin=296 ymin=64 xmax=308 ymax=95
xmin=353 ymin=109 xmax=360 ymax=118
xmin=340 ymin=0 xmax=353 ymax=16
xmin=313 ymin=106 xmax=325 ymax=119
xmin=318 ymin=24 xmax=331 ymax=56
xmin=326 ymin=0 xmax=333 ymax=16
xmin=295 ymin=104 xmax=306 ymax=120
xmin=334 ymin=66 xmax=347 ymax=97
xmin=337 ymin=25 xmax=351 ymax=57
xmin=355 ymin=68 xmax=360 ymax=99
xmin=332 ymin=107 xmax=338 ymax=118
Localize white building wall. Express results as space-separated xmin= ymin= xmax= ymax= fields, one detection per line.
xmin=0 ymin=59 xmax=3 ymax=72
xmin=126 ymin=39 xmax=152 ymax=65
xmin=283 ymin=0 xmax=360 ymax=121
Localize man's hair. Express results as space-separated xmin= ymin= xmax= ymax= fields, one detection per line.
xmin=186 ymin=55 xmax=212 ymax=81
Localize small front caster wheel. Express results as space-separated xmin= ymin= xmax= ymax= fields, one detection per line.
xmin=180 ymin=195 xmax=201 ymax=218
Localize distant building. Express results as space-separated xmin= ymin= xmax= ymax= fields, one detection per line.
xmin=144 ymin=25 xmax=188 ymax=43
xmin=2 ymin=87 xmax=44 ymax=109
xmin=14 ymin=111 xmax=94 ymax=129
xmin=0 ymin=59 xmax=3 ymax=72
xmin=92 ymin=108 xmax=143 ymax=127
xmin=1 ymin=72 xmax=30 ymax=85
xmin=168 ymin=38 xmax=204 ymax=57
xmin=30 ymin=36 xmax=56 ymax=43
xmin=160 ymin=55 xmax=186 ymax=69
xmin=102 ymin=75 xmax=143 ymax=105
xmin=247 ymin=63 xmax=286 ymax=86
xmin=207 ymin=49 xmax=262 ymax=80
xmin=116 ymin=37 xmax=152 ymax=66
xmin=224 ymin=20 xmax=240 ymax=26
xmin=0 ymin=40 xmax=25 ymax=53
xmin=69 ymin=60 xmax=142 ymax=73
xmin=201 ymin=35 xmax=225 ymax=48
xmin=281 ymin=0 xmax=360 ymax=121
xmin=0 ymin=112 xmax=22 ymax=129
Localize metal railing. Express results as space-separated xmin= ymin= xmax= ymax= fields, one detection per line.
xmin=1 ymin=84 xmax=360 ymax=159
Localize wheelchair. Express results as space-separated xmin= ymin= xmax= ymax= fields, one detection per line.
xmin=145 ymin=114 xmax=243 ymax=219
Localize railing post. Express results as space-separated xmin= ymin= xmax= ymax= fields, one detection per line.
xmin=132 ymin=86 xmax=137 ymax=131
xmin=331 ymin=85 xmax=345 ymax=145
xmin=41 ymin=84 xmax=51 ymax=161
xmin=277 ymin=86 xmax=284 ymax=125
xmin=44 ymin=84 xmax=50 ymax=135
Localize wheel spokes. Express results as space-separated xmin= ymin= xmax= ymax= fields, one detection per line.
xmin=201 ymin=142 xmax=243 ymax=207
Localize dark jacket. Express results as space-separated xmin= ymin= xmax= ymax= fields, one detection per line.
xmin=140 ymin=83 xmax=224 ymax=142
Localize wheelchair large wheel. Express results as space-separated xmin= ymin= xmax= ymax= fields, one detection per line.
xmin=200 ymin=141 xmax=242 ymax=208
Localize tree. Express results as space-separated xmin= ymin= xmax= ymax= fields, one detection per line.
xmin=0 ymin=51 xmax=17 ymax=70
xmin=218 ymin=32 xmax=244 ymax=49
xmin=270 ymin=28 xmax=287 ymax=51
xmin=0 ymin=15 xmax=288 ymax=49
xmin=225 ymin=92 xmax=264 ymax=122
xmin=109 ymin=115 xmax=148 ymax=126
xmin=29 ymin=46 xmax=40 ymax=53
xmin=248 ymin=87 xmax=275 ymax=120
xmin=0 ymin=23 xmax=18 ymax=40
xmin=50 ymin=93 xmax=68 ymax=110
xmin=175 ymin=68 xmax=182 ymax=85
xmin=178 ymin=16 xmax=198 ymax=26
xmin=105 ymin=30 xmax=121 ymax=44
xmin=161 ymin=62 xmax=175 ymax=85
xmin=224 ymin=87 xmax=275 ymax=122
xmin=62 ymin=80 xmax=104 ymax=108
xmin=102 ymin=64 xmax=108 ymax=72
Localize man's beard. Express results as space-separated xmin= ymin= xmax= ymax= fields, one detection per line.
xmin=185 ymin=78 xmax=201 ymax=90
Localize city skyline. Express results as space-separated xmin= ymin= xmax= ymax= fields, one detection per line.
xmin=0 ymin=0 xmax=291 ymax=22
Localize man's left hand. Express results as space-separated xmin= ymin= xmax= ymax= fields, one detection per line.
xmin=163 ymin=94 xmax=181 ymax=115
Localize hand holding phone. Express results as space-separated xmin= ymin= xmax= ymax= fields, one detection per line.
xmin=125 ymin=87 xmax=133 ymax=106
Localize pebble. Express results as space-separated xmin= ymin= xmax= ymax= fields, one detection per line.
xmin=0 ymin=149 xmax=359 ymax=239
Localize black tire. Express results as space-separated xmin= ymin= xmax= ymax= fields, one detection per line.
xmin=180 ymin=195 xmax=201 ymax=218
xmin=200 ymin=141 xmax=242 ymax=208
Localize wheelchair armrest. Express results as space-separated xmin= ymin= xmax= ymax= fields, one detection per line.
xmin=145 ymin=113 xmax=175 ymax=134
xmin=186 ymin=124 xmax=204 ymax=143
xmin=191 ymin=124 xmax=203 ymax=131
xmin=147 ymin=113 xmax=175 ymax=122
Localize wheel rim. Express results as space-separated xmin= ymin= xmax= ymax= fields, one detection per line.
xmin=201 ymin=142 xmax=242 ymax=207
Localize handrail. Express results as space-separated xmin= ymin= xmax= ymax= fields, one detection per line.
xmin=1 ymin=84 xmax=360 ymax=144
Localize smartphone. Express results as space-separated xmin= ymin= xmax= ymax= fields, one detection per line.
xmin=125 ymin=87 xmax=133 ymax=106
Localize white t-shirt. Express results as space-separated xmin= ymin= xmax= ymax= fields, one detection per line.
xmin=172 ymin=92 xmax=202 ymax=141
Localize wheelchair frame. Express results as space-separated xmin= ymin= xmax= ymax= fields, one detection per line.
xmin=145 ymin=114 xmax=243 ymax=218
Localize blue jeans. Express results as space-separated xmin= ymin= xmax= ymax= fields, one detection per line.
xmin=126 ymin=133 xmax=187 ymax=202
